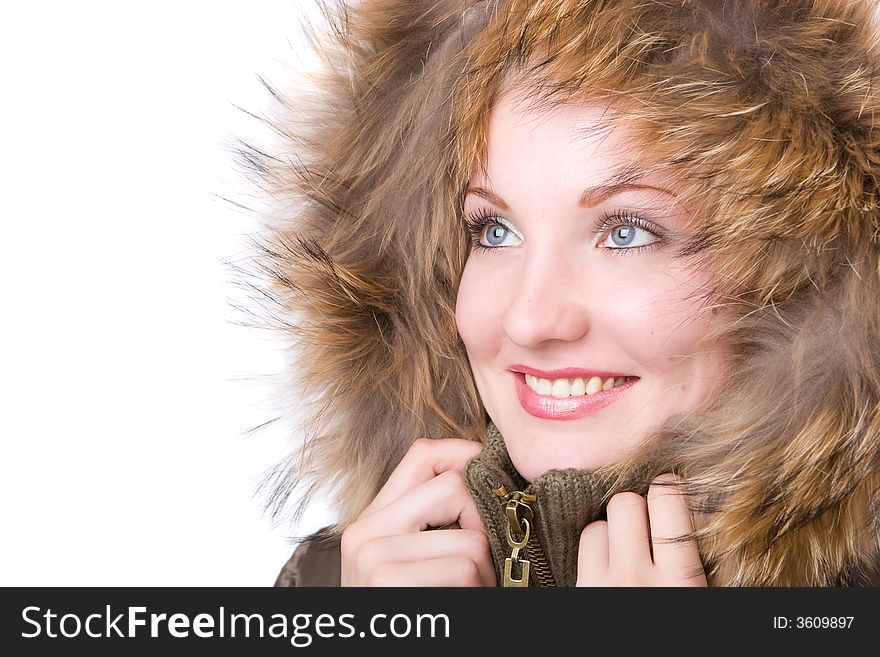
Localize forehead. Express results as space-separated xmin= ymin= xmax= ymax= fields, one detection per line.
xmin=471 ymin=90 xmax=672 ymax=194
xmin=488 ymin=89 xmax=620 ymax=141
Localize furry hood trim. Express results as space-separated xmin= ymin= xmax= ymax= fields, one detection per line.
xmin=239 ymin=0 xmax=880 ymax=585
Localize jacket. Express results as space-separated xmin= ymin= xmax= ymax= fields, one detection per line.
xmin=238 ymin=0 xmax=880 ymax=586
xmin=275 ymin=422 xmax=880 ymax=587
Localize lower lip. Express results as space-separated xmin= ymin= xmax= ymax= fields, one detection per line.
xmin=514 ymin=373 xmax=638 ymax=421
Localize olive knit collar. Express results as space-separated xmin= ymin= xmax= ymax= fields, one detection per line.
xmin=464 ymin=421 xmax=662 ymax=587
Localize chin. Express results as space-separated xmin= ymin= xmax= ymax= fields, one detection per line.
xmin=503 ymin=430 xmax=621 ymax=481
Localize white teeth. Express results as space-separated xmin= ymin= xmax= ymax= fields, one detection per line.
xmin=550 ymin=379 xmax=570 ymax=398
xmin=524 ymin=373 xmax=633 ymax=397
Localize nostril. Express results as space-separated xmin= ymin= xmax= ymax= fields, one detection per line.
xmin=502 ymin=310 xmax=591 ymax=348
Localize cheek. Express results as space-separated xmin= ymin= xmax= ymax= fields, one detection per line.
xmin=605 ymin=268 xmax=714 ymax=364
xmin=455 ymin=260 xmax=504 ymax=353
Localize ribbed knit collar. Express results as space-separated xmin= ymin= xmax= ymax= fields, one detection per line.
xmin=464 ymin=421 xmax=662 ymax=586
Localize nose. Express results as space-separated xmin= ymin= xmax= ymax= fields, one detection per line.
xmin=501 ymin=247 xmax=591 ymax=348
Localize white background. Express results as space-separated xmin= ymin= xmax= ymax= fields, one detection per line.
xmin=1 ymin=1 xmax=334 ymax=585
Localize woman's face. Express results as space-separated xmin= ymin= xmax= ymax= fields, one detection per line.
xmin=455 ymin=92 xmax=727 ymax=481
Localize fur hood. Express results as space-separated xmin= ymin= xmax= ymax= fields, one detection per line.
xmin=240 ymin=0 xmax=880 ymax=585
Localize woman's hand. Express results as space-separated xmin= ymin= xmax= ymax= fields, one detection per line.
xmin=576 ymin=474 xmax=707 ymax=586
xmin=340 ymin=438 xmax=496 ymax=586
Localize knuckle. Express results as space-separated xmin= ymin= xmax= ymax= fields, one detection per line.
xmin=365 ymin=563 xmax=395 ymax=587
xmin=406 ymin=437 xmax=434 ymax=463
xmin=353 ymin=538 xmax=381 ymax=573
xmin=461 ymin=438 xmax=484 ymax=457
xmin=349 ymin=546 xmax=369 ymax=577
xmin=452 ymin=558 xmax=481 ymax=586
xmin=339 ymin=523 xmax=363 ymax=559
xmin=435 ymin=468 xmax=465 ymax=490
xmin=463 ymin=529 xmax=490 ymax=555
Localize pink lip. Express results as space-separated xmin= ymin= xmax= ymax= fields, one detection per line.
xmin=513 ymin=371 xmax=638 ymax=421
xmin=511 ymin=364 xmax=633 ymax=380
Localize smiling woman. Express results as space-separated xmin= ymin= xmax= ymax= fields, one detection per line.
xmin=242 ymin=0 xmax=880 ymax=587
xmin=457 ymin=94 xmax=729 ymax=482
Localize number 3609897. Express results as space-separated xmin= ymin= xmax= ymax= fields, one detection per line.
xmin=774 ymin=616 xmax=854 ymax=629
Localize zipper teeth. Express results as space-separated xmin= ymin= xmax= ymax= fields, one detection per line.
xmin=526 ymin=519 xmax=556 ymax=587
xmin=523 ymin=484 xmax=555 ymax=587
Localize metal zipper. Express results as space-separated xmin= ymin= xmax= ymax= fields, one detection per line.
xmin=493 ymin=486 xmax=556 ymax=587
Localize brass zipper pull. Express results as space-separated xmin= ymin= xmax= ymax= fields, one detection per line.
xmin=493 ymin=486 xmax=538 ymax=587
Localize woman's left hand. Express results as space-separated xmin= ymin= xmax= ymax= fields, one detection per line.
xmin=576 ymin=473 xmax=707 ymax=586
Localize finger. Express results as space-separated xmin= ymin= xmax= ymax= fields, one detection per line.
xmin=357 ymin=469 xmax=484 ymax=536
xmin=357 ymin=530 xmax=495 ymax=587
xmin=605 ymin=492 xmax=653 ymax=571
xmin=360 ymin=438 xmax=483 ymax=518
xmin=647 ymin=474 xmax=705 ymax=583
xmin=576 ymin=520 xmax=609 ymax=586
xmin=365 ymin=557 xmax=487 ymax=587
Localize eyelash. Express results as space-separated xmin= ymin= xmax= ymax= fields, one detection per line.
xmin=463 ymin=208 xmax=663 ymax=255
xmin=463 ymin=208 xmax=513 ymax=254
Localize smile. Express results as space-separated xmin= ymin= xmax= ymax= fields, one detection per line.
xmin=514 ymin=372 xmax=639 ymax=421
xmin=524 ymin=374 xmax=636 ymax=398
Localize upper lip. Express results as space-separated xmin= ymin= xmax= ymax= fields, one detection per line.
xmin=509 ymin=364 xmax=636 ymax=379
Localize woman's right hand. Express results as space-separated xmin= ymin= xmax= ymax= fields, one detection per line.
xmin=340 ymin=438 xmax=496 ymax=586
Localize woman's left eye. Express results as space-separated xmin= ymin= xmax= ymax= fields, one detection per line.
xmin=597 ymin=216 xmax=662 ymax=253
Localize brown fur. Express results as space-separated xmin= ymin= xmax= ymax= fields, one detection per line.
xmin=237 ymin=0 xmax=880 ymax=585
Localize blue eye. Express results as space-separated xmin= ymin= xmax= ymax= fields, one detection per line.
xmin=464 ymin=209 xmax=663 ymax=254
xmin=597 ymin=213 xmax=663 ymax=254
xmin=482 ymin=223 xmax=513 ymax=247
xmin=464 ymin=211 xmax=522 ymax=252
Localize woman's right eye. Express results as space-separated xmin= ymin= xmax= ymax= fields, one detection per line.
xmin=465 ymin=212 xmax=522 ymax=251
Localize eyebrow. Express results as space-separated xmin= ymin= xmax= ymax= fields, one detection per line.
xmin=465 ymin=182 xmax=676 ymax=210
xmin=578 ymin=183 xmax=677 ymax=208
xmin=465 ymin=186 xmax=511 ymax=210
